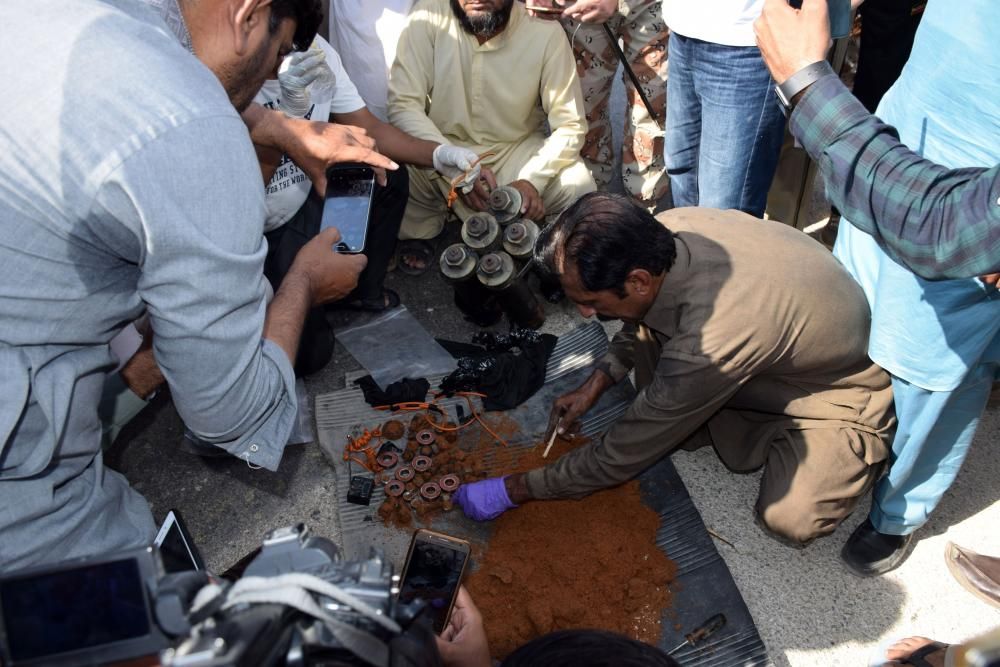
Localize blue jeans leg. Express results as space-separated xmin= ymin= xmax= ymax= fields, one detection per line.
xmin=664 ymin=34 xmax=786 ymax=217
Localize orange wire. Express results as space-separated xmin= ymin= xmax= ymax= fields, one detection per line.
xmin=370 ymin=392 xmax=509 ymax=447
xmin=446 ymin=152 xmax=495 ymax=208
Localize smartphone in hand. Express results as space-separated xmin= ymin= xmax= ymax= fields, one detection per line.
xmin=397 ymin=529 xmax=472 ymax=634
xmin=321 ymin=163 xmax=375 ymax=253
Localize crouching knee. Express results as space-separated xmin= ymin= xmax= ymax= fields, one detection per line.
xmin=754 ymin=501 xmax=837 ymax=548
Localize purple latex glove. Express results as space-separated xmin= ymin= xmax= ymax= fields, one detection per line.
xmin=454 ymin=477 xmax=518 ymax=521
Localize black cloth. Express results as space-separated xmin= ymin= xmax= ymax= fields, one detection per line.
xmin=355 ymin=375 xmax=430 ymax=409
xmin=439 ymin=328 xmax=557 ymax=411
xmin=853 ymin=0 xmax=924 ymax=113
xmin=263 ymin=167 xmax=408 ymax=376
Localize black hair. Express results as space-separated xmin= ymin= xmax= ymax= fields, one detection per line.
xmin=270 ymin=0 xmax=323 ymax=51
xmin=500 ymin=629 xmax=680 ymax=667
xmin=534 ymin=192 xmax=676 ymax=298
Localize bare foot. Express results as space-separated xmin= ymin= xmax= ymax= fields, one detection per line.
xmin=885 ymin=636 xmax=947 ymax=666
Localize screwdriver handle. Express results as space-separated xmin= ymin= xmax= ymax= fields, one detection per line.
xmin=685 ymin=613 xmax=727 ymax=645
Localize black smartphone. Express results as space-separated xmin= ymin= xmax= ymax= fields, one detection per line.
xmin=153 ymin=509 xmax=205 ymax=573
xmin=397 ymin=529 xmax=472 ymax=634
xmin=788 ymin=0 xmax=851 ymax=39
xmin=321 ymin=163 xmax=376 ymax=253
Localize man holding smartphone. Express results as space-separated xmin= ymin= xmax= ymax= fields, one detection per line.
xmin=0 ymin=0 xmax=365 ymax=569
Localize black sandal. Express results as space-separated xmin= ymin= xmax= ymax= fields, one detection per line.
xmin=899 ymin=641 xmax=950 ymax=667
xmin=395 ymin=239 xmax=435 ymax=276
xmin=341 ymin=288 xmax=401 ymax=313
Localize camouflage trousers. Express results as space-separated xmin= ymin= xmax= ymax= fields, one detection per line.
xmin=561 ymin=0 xmax=669 ymax=207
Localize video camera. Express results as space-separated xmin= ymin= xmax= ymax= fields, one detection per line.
xmin=0 ymin=524 xmax=440 ymax=667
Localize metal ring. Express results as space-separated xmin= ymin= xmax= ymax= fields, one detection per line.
xmin=416 ymin=430 xmax=435 ymax=446
xmin=395 ymin=466 xmax=415 ymax=482
xmin=420 ymin=482 xmax=441 ymax=500
xmin=376 ymin=451 xmax=399 ymax=468
xmin=438 ymin=474 xmax=460 ymax=493
xmin=385 ymin=480 xmax=405 ymax=497
xmin=412 ymin=455 xmax=433 ymax=472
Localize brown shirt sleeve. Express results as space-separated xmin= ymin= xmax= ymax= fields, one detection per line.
xmin=524 ymin=346 xmax=746 ymax=499
xmin=601 ymin=322 xmax=638 ymax=382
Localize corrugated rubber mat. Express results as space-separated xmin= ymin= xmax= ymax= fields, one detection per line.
xmin=315 ymin=321 xmax=771 ymax=665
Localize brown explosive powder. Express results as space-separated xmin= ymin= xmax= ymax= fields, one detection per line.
xmin=372 ymin=415 xmax=678 ymax=656
xmin=466 ymin=479 xmax=677 ymax=658
xmin=460 ymin=434 xmax=677 ymax=657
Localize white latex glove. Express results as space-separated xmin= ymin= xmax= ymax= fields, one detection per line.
xmin=433 ymin=144 xmax=481 ymax=193
xmin=277 ymin=50 xmax=326 ymax=117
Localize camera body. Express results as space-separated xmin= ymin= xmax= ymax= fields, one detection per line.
xmin=1 ymin=524 xmax=435 ymax=667
xmin=166 ymin=524 xmax=408 ymax=667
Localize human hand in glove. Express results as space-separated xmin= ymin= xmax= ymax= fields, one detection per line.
xmin=277 ymin=50 xmax=327 ymax=117
xmin=454 ymin=477 xmax=517 ymax=521
xmin=433 ymin=145 xmax=482 ymax=192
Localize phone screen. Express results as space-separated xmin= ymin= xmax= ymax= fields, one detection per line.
xmin=154 ymin=510 xmax=204 ymax=573
xmin=321 ymin=166 xmax=375 ymax=253
xmin=398 ymin=531 xmax=471 ymax=634
xmin=1 ymin=557 xmax=154 ymax=662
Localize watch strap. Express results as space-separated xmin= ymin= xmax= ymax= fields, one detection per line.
xmin=775 ymin=60 xmax=834 ymax=114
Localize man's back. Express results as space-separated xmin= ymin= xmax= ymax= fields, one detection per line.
xmin=0 ymin=0 xmax=277 ymax=569
xmin=651 ymin=208 xmax=892 ymax=433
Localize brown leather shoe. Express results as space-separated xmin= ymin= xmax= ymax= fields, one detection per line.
xmin=945 ymin=542 xmax=1000 ymax=609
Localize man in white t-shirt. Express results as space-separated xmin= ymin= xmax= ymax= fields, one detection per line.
xmin=658 ymin=0 xmax=850 ymax=218
xmin=252 ymin=36 xmax=483 ymax=374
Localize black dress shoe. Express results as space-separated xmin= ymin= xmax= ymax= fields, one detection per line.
xmin=841 ymin=518 xmax=914 ymax=577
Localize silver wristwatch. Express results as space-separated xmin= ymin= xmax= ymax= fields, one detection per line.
xmin=774 ymin=60 xmax=834 ymax=117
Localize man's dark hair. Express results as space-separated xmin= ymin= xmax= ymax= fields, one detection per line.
xmin=270 ymin=0 xmax=323 ymax=51
xmin=534 ymin=192 xmax=676 ymax=298
xmin=500 ymin=629 xmax=680 ymax=667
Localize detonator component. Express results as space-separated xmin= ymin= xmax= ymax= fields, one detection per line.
xmin=489 ymin=185 xmax=523 ymax=224
xmin=502 ymin=219 xmax=540 ymax=259
xmin=376 ymin=451 xmax=399 ymax=469
xmin=412 ymin=455 xmax=433 ymax=472
xmin=415 ymin=430 xmax=436 ymax=446
xmin=477 ymin=252 xmax=545 ymax=329
xmin=347 ymin=476 xmax=375 ymax=506
xmin=461 ymin=213 xmax=501 ymax=252
xmin=439 ymin=244 xmax=479 ymax=282
xmin=420 ymin=482 xmax=442 ymax=500
xmin=439 ymin=474 xmax=461 ymax=493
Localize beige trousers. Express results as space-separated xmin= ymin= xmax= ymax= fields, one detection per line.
xmin=398 ymin=135 xmax=597 ymax=240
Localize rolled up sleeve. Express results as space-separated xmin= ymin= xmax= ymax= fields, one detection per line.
xmin=93 ymin=115 xmax=296 ymax=470
xmin=525 ymin=349 xmax=743 ymax=499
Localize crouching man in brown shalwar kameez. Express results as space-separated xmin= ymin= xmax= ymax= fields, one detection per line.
xmin=455 ymin=192 xmax=896 ymax=545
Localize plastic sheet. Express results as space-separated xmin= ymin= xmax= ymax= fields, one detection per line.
xmin=334 ymin=306 xmax=457 ymax=390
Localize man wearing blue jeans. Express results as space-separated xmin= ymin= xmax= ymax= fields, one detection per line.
xmin=662 ymin=0 xmax=849 ymax=217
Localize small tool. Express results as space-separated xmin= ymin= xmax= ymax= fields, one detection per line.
xmin=542 ymin=408 xmax=565 ymax=459
xmin=667 ymin=613 xmax=727 ymax=655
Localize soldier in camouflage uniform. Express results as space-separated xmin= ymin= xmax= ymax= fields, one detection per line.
xmin=532 ymin=0 xmax=669 ymax=207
